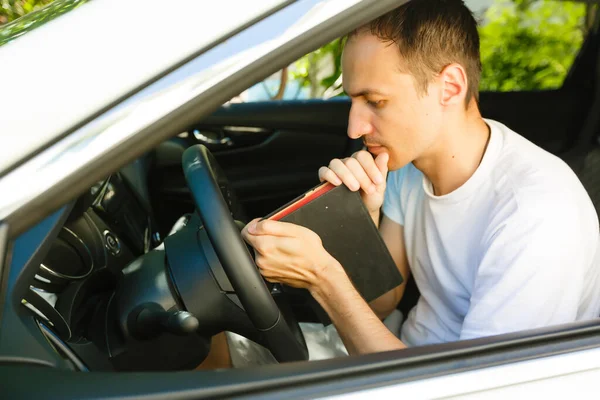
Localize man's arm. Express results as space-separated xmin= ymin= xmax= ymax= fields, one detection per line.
xmin=368 ymin=213 xmax=411 ymax=319
xmin=243 ymin=215 xmax=409 ymax=355
xmin=310 ymin=258 xmax=407 ymax=354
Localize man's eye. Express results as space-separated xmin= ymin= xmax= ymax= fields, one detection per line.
xmin=366 ymin=99 xmax=384 ymax=108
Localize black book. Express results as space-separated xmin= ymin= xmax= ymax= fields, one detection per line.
xmin=264 ymin=182 xmax=403 ymax=324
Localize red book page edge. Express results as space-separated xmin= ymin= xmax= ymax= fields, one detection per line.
xmin=268 ymin=182 xmax=337 ymax=221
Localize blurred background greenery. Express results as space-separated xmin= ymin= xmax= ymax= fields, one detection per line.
xmin=0 ymin=0 xmax=54 ymax=23
xmin=1 ymin=0 xmax=597 ymax=99
xmin=0 ymin=0 xmax=87 ymax=46
xmin=479 ymin=0 xmax=591 ymax=91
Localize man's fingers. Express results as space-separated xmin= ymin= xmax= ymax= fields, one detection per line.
xmin=353 ymin=150 xmax=384 ymax=185
xmin=242 ymin=218 xmax=261 ymax=241
xmin=344 ymin=157 xmax=377 ymax=194
xmin=318 ymin=166 xmax=342 ymax=186
xmin=249 ymin=218 xmax=309 ymax=238
xmin=328 ymin=158 xmax=361 ymax=191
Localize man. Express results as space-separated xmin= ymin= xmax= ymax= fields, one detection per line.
xmin=219 ymin=0 xmax=600 ymax=364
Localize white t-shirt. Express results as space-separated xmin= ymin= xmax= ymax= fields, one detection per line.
xmin=382 ymin=119 xmax=600 ymax=347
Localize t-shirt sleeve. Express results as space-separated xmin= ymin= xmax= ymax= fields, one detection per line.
xmin=382 ymin=168 xmax=406 ymax=226
xmin=460 ymin=200 xmax=589 ymax=340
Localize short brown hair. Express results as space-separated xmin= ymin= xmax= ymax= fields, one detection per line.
xmin=349 ymin=0 xmax=482 ymax=106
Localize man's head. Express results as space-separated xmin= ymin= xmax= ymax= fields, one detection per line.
xmin=342 ymin=0 xmax=482 ymax=170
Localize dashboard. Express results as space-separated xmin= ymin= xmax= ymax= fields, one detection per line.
xmin=20 ymin=150 xmax=287 ymax=372
xmin=26 ymin=170 xmax=161 ymax=351
xmin=20 ymin=150 xmax=252 ymax=372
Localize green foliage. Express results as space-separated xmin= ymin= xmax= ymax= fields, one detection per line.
xmin=0 ymin=0 xmax=55 ymax=24
xmin=0 ymin=0 xmax=87 ymax=47
xmin=479 ymin=0 xmax=587 ymax=91
xmin=290 ymin=37 xmax=345 ymax=98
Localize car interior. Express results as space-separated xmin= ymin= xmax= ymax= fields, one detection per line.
xmin=7 ymin=0 xmax=600 ymax=387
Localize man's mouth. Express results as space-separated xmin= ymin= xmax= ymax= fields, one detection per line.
xmin=365 ymin=143 xmax=385 ymax=154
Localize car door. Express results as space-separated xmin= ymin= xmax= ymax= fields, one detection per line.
xmin=4 ymin=0 xmax=600 ymax=399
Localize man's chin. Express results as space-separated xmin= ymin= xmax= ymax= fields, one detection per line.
xmin=386 ymin=157 xmax=411 ymax=172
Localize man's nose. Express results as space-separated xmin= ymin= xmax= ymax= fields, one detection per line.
xmin=347 ymin=104 xmax=371 ymax=140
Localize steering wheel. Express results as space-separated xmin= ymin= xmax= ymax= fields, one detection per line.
xmin=182 ymin=144 xmax=308 ymax=363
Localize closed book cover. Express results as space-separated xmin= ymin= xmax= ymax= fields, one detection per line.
xmin=265 ymin=182 xmax=403 ymax=319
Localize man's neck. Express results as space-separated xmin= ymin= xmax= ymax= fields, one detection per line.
xmin=413 ymin=109 xmax=490 ymax=197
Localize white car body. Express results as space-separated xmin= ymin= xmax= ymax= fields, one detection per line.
xmin=1 ymin=0 xmax=599 ymax=398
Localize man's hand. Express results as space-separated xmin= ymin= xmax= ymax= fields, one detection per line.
xmin=318 ymin=151 xmax=389 ymax=219
xmin=241 ymin=218 xmax=341 ymax=290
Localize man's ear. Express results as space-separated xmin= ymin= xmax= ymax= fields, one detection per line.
xmin=439 ymin=63 xmax=467 ymax=106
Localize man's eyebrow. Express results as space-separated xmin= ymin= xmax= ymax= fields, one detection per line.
xmin=346 ymin=89 xmax=387 ymax=97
